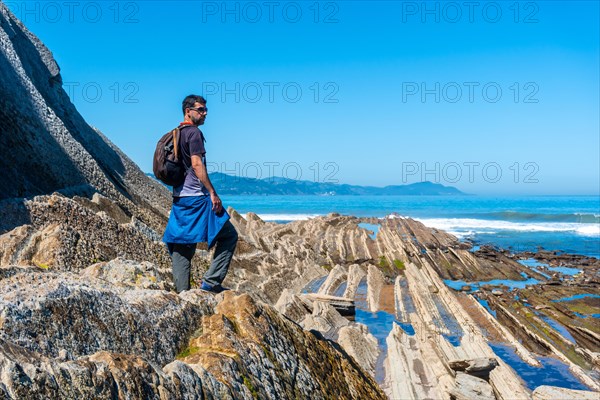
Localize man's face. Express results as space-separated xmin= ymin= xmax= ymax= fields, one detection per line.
xmin=188 ymin=102 xmax=207 ymax=126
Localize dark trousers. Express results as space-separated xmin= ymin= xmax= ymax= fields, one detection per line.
xmin=167 ymin=220 xmax=238 ymax=293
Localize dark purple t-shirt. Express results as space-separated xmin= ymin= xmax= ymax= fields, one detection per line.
xmin=173 ymin=125 xmax=208 ymax=197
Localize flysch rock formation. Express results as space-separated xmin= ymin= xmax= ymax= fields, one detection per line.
xmin=1 ymin=2 xmax=599 ymax=399
xmin=239 ymin=212 xmax=599 ymax=399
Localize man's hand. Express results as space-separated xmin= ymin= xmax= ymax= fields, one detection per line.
xmin=211 ymin=192 xmax=223 ymax=213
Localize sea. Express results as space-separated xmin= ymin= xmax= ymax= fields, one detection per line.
xmin=221 ymin=195 xmax=600 ymax=258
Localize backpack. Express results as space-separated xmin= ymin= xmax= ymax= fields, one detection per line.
xmin=153 ymin=126 xmax=186 ymax=187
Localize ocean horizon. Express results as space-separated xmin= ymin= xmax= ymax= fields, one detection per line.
xmin=221 ymin=195 xmax=600 ymax=258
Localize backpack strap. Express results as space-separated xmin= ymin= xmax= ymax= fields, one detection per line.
xmin=172 ymin=127 xmax=182 ymax=161
xmin=174 ymin=124 xmax=192 ymax=177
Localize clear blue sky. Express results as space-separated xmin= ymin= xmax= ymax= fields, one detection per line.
xmin=6 ymin=0 xmax=599 ymax=195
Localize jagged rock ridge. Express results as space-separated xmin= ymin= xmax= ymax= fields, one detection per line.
xmin=0 ymin=2 xmax=170 ymax=232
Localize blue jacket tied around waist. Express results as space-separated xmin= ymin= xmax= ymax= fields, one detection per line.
xmin=163 ymin=196 xmax=230 ymax=249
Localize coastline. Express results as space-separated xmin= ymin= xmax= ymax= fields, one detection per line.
xmin=222 ymin=194 xmax=600 ymax=258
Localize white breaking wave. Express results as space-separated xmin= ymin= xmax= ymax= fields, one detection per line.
xmin=576 ymin=224 xmax=600 ymax=236
xmin=445 ymin=230 xmax=498 ymax=239
xmin=257 ymin=213 xmax=322 ymax=221
xmin=415 ymin=218 xmax=600 ymax=237
xmin=384 ymin=214 xmax=410 ymax=220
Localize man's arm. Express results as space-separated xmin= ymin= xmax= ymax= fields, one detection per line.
xmin=191 ymin=155 xmax=222 ymax=213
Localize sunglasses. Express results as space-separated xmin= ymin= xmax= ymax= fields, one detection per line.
xmin=189 ymin=106 xmax=208 ymax=114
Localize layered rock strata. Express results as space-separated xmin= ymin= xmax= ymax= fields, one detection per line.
xmin=0 ymin=193 xmax=172 ymax=271
xmin=0 ymin=261 xmax=386 ymax=399
xmin=268 ymin=214 xmax=599 ymax=399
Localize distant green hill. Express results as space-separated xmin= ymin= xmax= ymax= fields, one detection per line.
xmin=148 ymin=172 xmax=466 ymax=195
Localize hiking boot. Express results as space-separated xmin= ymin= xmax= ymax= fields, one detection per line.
xmin=212 ymin=284 xmax=230 ymax=294
xmin=200 ymin=280 xmax=230 ymax=294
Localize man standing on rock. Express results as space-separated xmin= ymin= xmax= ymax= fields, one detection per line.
xmin=163 ymin=94 xmax=238 ymax=294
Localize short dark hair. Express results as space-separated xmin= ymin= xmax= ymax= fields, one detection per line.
xmin=182 ymin=94 xmax=207 ymax=115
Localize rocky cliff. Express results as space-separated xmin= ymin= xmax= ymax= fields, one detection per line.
xmin=0 ymin=2 xmax=170 ymax=231
xmin=0 ymin=0 xmax=174 ymax=270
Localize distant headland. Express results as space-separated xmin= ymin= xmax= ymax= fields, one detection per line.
xmin=148 ymin=172 xmax=467 ymax=196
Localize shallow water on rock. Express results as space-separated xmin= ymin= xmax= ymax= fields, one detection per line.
xmin=396 ymin=321 xmax=415 ymax=335
xmin=444 ymin=277 xmax=540 ymax=292
xmin=551 ymin=293 xmax=600 ymax=302
xmin=432 ymin=296 xmax=463 ymax=346
xmin=574 ymin=311 xmax=600 ymax=319
xmin=477 ymin=298 xmax=497 ymax=317
xmin=397 ymin=278 xmax=417 ymax=314
xmin=301 ymin=277 xmax=396 ymax=384
xmin=547 ymin=266 xmax=582 ymax=275
xmin=354 ymin=279 xmax=368 ymax=309
xmin=518 ymin=258 xmax=548 ymax=268
xmin=357 ymin=222 xmax=380 ymax=240
xmin=353 ymin=279 xmax=394 ymax=384
xmin=303 ymin=272 xmax=596 ymax=392
xmin=489 ymin=343 xmax=591 ymax=391
xmin=333 ymin=281 xmax=348 ymax=297
xmin=301 ymin=276 xmax=327 ymax=294
xmin=534 ymin=312 xmax=577 ymax=344
xmin=517 ymin=259 xmax=552 ymax=278
xmin=360 ymin=311 xmax=396 ymax=384
xmin=518 ymin=259 xmax=582 ymax=277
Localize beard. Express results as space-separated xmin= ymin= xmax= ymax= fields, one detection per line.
xmin=192 ymin=115 xmax=205 ymax=125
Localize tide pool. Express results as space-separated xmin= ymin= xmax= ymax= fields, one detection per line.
xmin=517 ymin=259 xmax=581 ymax=278
xmin=396 ymin=322 xmax=415 ymax=335
xmin=535 ymin=313 xmax=577 ymax=344
xmin=358 ymin=222 xmax=380 ymax=240
xmin=547 ymin=266 xmax=581 ymax=276
xmin=301 ymin=276 xmax=327 ymax=294
xmin=477 ymin=298 xmax=497 ymax=318
xmin=353 ymin=279 xmax=393 ymax=384
xmin=552 ymin=293 xmax=600 ymax=303
xmin=444 ymin=277 xmax=540 ymax=292
xmin=574 ymin=312 xmax=600 ymax=319
xmin=489 ymin=343 xmax=591 ymax=391
xmin=518 ymin=258 xmax=549 ymax=268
